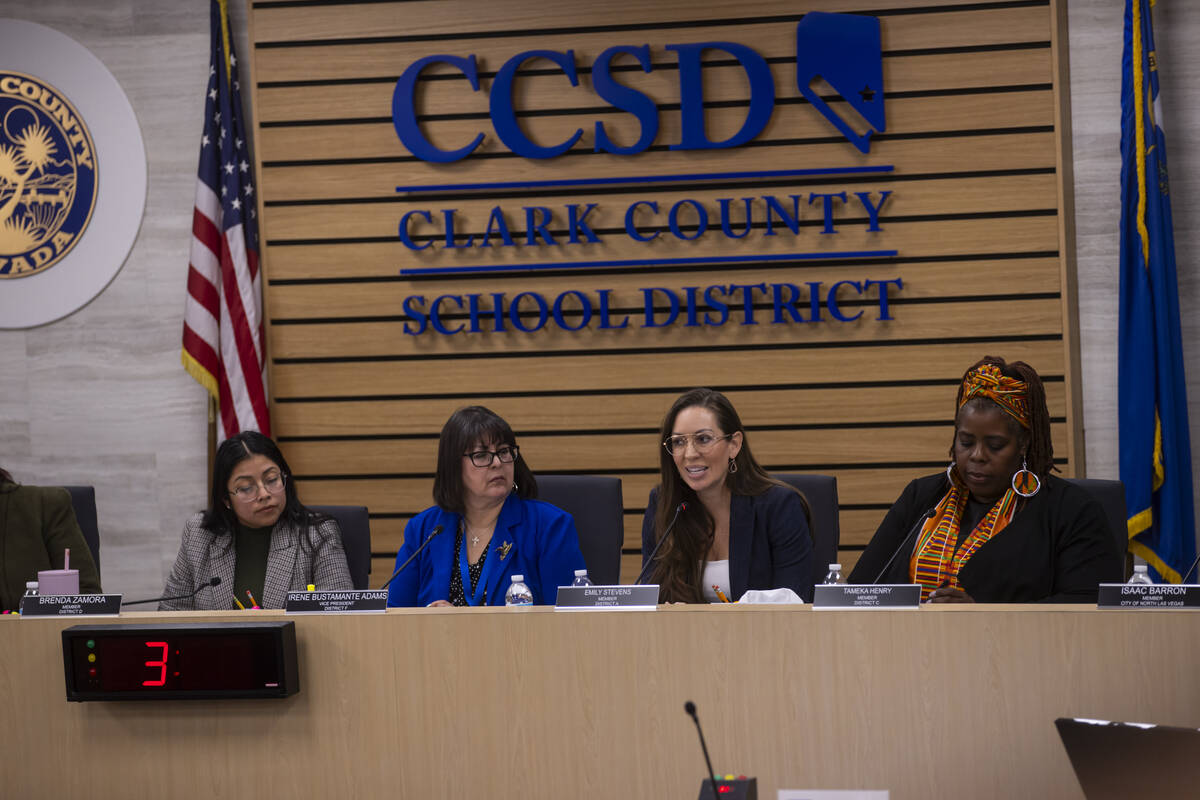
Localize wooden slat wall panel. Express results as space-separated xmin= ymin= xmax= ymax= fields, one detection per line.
xmin=247 ymin=0 xmax=1081 ymax=585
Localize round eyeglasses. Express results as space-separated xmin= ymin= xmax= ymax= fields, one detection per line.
xmin=229 ymin=472 xmax=286 ymax=502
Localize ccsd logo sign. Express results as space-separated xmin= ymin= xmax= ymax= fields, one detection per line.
xmin=392 ymin=11 xmax=886 ymax=161
xmin=0 ymin=72 xmax=97 ymax=279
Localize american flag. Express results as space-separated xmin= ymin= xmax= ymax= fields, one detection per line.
xmin=181 ymin=0 xmax=271 ymax=439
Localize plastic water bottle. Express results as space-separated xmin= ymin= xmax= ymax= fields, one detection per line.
xmin=18 ymin=581 xmax=38 ymax=613
xmin=571 ymin=569 xmax=593 ymax=587
xmin=1127 ymin=564 xmax=1154 ymax=585
xmin=504 ymin=574 xmax=533 ymax=606
xmin=822 ymin=563 xmax=844 ymax=585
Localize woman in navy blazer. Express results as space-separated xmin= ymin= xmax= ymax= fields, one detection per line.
xmin=386 ymin=407 xmax=585 ymax=607
xmin=641 ymin=388 xmax=815 ymax=603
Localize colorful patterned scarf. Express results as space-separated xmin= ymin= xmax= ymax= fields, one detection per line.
xmin=960 ymin=363 xmax=1031 ymax=429
xmin=909 ymin=472 xmax=1020 ymax=600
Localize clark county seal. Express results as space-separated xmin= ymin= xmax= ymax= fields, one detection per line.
xmin=0 ymin=72 xmax=97 ymax=279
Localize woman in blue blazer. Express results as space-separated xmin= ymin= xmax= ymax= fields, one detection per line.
xmin=386 ymin=406 xmax=585 ymax=607
xmin=641 ymin=388 xmax=815 ymax=603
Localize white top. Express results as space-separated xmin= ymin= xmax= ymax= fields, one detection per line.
xmin=701 ymin=560 xmax=731 ymax=602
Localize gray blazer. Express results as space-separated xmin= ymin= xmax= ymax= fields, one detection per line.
xmin=160 ymin=512 xmax=353 ymax=610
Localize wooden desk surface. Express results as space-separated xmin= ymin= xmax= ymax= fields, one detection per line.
xmin=3 ymin=605 xmax=1197 ymax=799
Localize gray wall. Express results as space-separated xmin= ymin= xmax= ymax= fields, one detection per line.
xmin=1 ymin=0 xmax=1197 ymax=600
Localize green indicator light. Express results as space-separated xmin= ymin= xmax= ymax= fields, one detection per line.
xmin=87 ymin=639 xmax=95 ymax=649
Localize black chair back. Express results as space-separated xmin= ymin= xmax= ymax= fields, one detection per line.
xmin=775 ymin=474 xmax=840 ymax=589
xmin=63 ymin=486 xmax=100 ymax=577
xmin=1064 ymin=478 xmax=1129 ymax=581
xmin=311 ymin=505 xmax=371 ymax=589
xmin=536 ymin=475 xmax=623 ymax=586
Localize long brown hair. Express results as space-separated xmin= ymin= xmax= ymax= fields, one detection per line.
xmin=952 ymin=356 xmax=1055 ymax=477
xmin=647 ymin=388 xmax=810 ymax=603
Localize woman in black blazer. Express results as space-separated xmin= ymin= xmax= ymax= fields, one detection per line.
xmin=849 ymin=357 xmax=1121 ymax=602
xmin=641 ymin=388 xmax=815 ymax=603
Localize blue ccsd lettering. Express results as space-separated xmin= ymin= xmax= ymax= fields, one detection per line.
xmin=391 ymin=13 xmax=885 ymax=160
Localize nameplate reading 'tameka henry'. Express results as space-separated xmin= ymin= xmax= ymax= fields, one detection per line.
xmin=1097 ymin=583 xmax=1200 ymax=609
xmin=285 ymin=590 xmax=389 ymax=614
xmin=19 ymin=594 xmax=122 ymax=617
xmin=555 ymin=585 xmax=659 ymax=611
xmin=813 ymin=584 xmax=921 ymax=609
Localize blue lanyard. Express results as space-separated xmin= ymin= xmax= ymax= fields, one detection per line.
xmin=458 ymin=525 xmax=507 ymax=606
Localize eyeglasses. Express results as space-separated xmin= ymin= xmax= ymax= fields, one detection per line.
xmin=464 ymin=446 xmax=519 ymax=468
xmin=229 ymin=472 xmax=286 ymax=502
xmin=663 ymin=432 xmax=733 ymax=455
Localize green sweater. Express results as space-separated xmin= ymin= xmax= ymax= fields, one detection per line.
xmin=0 ymin=481 xmax=102 ymax=611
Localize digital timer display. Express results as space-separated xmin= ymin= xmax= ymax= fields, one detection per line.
xmin=62 ymin=622 xmax=299 ymax=701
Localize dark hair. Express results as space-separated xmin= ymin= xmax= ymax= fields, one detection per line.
xmin=0 ymin=467 xmax=12 ymax=484
xmin=952 ymin=356 xmax=1055 ymax=477
xmin=432 ymin=406 xmax=537 ymax=513
xmin=648 ymin=388 xmax=810 ymax=603
xmin=201 ymin=431 xmax=325 ymax=542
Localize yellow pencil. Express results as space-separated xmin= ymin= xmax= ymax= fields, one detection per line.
xmin=233 ymin=595 xmax=246 ymax=610
xmin=713 ymin=585 xmax=732 ymax=603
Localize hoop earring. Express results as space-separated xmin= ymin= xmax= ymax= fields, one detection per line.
xmin=728 ymin=458 xmax=739 ymax=474
xmin=512 ymin=481 xmax=519 ymax=492
xmin=1011 ymin=456 xmax=1041 ymax=498
xmin=945 ymin=461 xmax=957 ymax=484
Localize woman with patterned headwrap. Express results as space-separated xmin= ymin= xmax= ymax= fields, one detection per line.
xmin=849 ymin=357 xmax=1121 ymax=602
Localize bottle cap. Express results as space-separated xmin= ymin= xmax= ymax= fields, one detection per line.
xmin=828 ymin=563 xmax=842 ymax=571
xmin=511 ymin=574 xmax=524 ymax=582
xmin=574 ymin=569 xmax=588 ymax=576
xmin=307 ymin=584 xmax=316 ymax=592
xmin=26 ymin=581 xmax=38 ymax=589
xmin=1134 ymin=564 xmax=1147 ymax=572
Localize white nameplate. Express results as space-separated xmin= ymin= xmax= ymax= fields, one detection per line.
xmin=812 ymin=584 xmax=920 ymax=609
xmin=19 ymin=594 xmax=122 ymax=617
xmin=554 ymin=585 xmax=659 ymax=610
xmin=285 ymin=589 xmax=389 ymax=614
xmin=1097 ymin=583 xmax=1200 ymax=609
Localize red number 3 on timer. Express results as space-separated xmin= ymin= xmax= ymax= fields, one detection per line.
xmin=143 ymin=641 xmax=168 ymax=687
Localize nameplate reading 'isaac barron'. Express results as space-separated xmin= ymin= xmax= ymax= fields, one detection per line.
xmin=19 ymin=594 xmax=121 ymax=617
xmin=285 ymin=589 xmax=389 ymax=613
xmin=0 ymin=19 xmax=146 ymax=329
xmin=555 ymin=585 xmax=659 ymax=610
xmin=813 ymin=584 xmax=921 ymax=609
xmin=1097 ymin=583 xmax=1200 ymax=609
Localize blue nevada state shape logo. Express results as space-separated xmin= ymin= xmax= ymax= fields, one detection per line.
xmin=796 ymin=12 xmax=886 ymax=154
xmin=0 ymin=72 xmax=97 ymax=279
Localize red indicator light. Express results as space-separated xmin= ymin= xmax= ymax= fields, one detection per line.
xmin=719 ymin=787 xmax=733 ymax=794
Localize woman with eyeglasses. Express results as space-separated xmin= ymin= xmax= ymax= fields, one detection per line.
xmin=641 ymin=388 xmax=815 ymax=603
xmin=386 ymin=406 xmax=585 ymax=607
xmin=159 ymin=431 xmax=352 ymax=610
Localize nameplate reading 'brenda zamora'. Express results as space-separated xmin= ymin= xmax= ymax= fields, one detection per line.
xmin=1097 ymin=583 xmax=1200 ymax=609
xmin=285 ymin=590 xmax=389 ymax=614
xmin=19 ymin=594 xmax=122 ymax=617
xmin=812 ymin=584 xmax=921 ymax=609
xmin=555 ymin=585 xmax=659 ymax=611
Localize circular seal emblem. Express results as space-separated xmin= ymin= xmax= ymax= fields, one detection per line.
xmin=0 ymin=71 xmax=97 ymax=279
xmin=0 ymin=19 xmax=145 ymax=329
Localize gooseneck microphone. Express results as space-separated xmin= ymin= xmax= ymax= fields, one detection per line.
xmin=122 ymin=576 xmax=221 ymax=607
xmin=635 ymin=502 xmax=687 ymax=585
xmin=684 ymin=701 xmax=720 ymax=800
xmin=380 ymin=525 xmax=444 ymax=592
xmin=1180 ymin=551 xmax=1200 ymax=584
xmin=872 ymin=507 xmax=936 ymax=584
